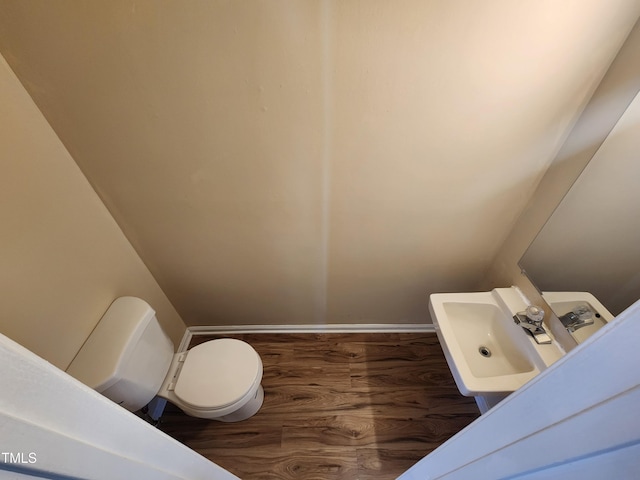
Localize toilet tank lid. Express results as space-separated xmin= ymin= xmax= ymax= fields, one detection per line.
xmin=66 ymin=297 xmax=156 ymax=391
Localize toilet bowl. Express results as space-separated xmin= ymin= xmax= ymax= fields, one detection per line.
xmin=66 ymin=297 xmax=264 ymax=422
xmin=158 ymin=338 xmax=264 ymax=421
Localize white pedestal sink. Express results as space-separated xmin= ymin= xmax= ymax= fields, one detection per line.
xmin=430 ymin=287 xmax=564 ymax=413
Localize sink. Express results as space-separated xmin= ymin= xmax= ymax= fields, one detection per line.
xmin=542 ymin=291 xmax=613 ymax=344
xmin=430 ymin=289 xmax=551 ymax=397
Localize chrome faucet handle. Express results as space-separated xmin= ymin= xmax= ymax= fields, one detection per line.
xmin=527 ymin=305 xmax=545 ymax=326
xmin=516 ymin=305 xmax=545 ymax=328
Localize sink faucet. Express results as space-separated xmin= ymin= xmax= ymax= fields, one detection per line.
xmin=559 ymin=303 xmax=595 ymax=333
xmin=514 ymin=305 xmax=552 ymax=344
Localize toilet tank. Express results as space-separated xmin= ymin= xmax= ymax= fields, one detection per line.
xmin=66 ymin=297 xmax=175 ymax=411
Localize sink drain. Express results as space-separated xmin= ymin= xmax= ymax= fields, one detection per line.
xmin=478 ymin=346 xmax=492 ymax=358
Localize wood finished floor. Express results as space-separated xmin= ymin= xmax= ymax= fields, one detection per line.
xmin=158 ymin=333 xmax=480 ymax=480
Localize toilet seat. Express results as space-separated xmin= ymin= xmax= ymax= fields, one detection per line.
xmin=172 ymin=339 xmax=262 ymax=411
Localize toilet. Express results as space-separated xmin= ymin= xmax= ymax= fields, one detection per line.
xmin=66 ymin=297 xmax=264 ymax=422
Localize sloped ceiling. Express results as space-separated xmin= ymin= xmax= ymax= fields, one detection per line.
xmin=1 ymin=1 xmax=638 ymax=325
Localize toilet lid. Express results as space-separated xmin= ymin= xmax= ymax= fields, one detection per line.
xmin=174 ymin=339 xmax=262 ymax=410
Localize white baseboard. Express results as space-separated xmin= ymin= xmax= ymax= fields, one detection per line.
xmin=177 ymin=323 xmax=435 ymax=352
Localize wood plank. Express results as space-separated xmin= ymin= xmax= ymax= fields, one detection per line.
xmin=281 ymin=413 xmax=476 ymax=450
xmin=204 ymin=447 xmax=359 ymax=480
xmin=349 ymin=359 xmax=455 ymax=388
xmin=264 ymin=362 xmax=352 ymax=388
xmin=357 ymin=448 xmax=434 ymax=480
xmin=258 ymin=385 xmax=360 ymax=417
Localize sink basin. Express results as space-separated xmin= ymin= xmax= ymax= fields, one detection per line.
xmin=542 ymin=291 xmax=613 ymax=344
xmin=430 ymin=290 xmax=547 ymax=397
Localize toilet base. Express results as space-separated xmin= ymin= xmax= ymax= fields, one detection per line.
xmin=215 ymin=384 xmax=264 ymax=422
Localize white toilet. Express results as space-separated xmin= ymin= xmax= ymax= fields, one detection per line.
xmin=66 ymin=297 xmax=264 ymax=422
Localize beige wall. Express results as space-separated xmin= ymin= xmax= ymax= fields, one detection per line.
xmin=485 ymin=19 xmax=640 ymax=310
xmin=1 ymin=1 xmax=639 ymax=326
xmin=0 ymin=55 xmax=185 ymax=369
